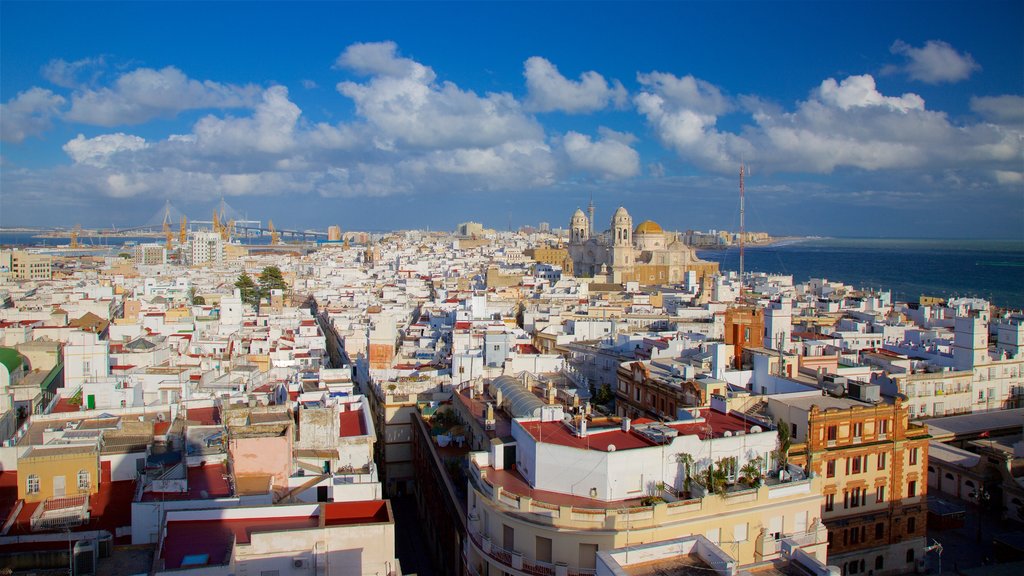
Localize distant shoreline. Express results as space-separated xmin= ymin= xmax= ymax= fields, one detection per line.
xmin=692 ymin=236 xmax=812 ymax=250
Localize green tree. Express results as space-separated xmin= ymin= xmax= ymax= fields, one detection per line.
xmin=776 ymin=419 xmax=792 ymax=470
xmin=235 ymin=272 xmax=258 ymax=307
xmin=258 ymin=266 xmax=288 ymax=301
xmin=740 ymin=456 xmax=764 ymax=488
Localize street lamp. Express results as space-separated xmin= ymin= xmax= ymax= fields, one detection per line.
xmin=923 ymin=539 xmax=943 ymax=575
xmin=968 ymin=488 xmax=991 ymax=543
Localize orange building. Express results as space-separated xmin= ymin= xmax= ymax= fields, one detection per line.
xmin=725 ymin=307 xmax=764 ymax=369
xmin=770 ymin=395 xmax=929 ymax=576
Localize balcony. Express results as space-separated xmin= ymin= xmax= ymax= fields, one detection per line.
xmin=29 ymin=494 xmax=90 ymax=531
xmin=468 ymin=455 xmax=814 ymax=532
xmin=467 ymin=526 xmax=595 ymax=576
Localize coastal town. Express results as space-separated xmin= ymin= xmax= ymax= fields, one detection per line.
xmin=0 ymin=208 xmax=1022 ymax=576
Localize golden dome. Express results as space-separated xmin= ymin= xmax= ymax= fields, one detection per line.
xmin=634 ymin=220 xmax=663 ymax=235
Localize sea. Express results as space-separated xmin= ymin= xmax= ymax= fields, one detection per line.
xmin=697 ymin=237 xmax=1024 ymax=310
xmin=2 ymin=232 xmax=1022 ymax=310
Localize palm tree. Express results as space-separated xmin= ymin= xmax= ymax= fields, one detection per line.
xmin=709 ymin=460 xmax=730 ymax=496
xmin=776 ymin=419 xmax=792 ymax=471
xmin=740 ymin=457 xmax=764 ymax=488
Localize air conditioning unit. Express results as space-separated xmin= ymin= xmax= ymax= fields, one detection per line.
xmin=294 ymin=558 xmax=307 ymax=568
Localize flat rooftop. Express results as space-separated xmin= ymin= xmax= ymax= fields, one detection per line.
xmin=141 ymin=463 xmax=232 ymax=501
xmin=517 ymin=409 xmax=757 ymax=453
xmin=160 ymin=501 xmax=390 ymax=570
xmin=920 ymin=407 xmax=1024 ymax=440
xmin=339 ymin=410 xmax=367 ymax=437
xmin=770 ymin=394 xmax=874 ymax=412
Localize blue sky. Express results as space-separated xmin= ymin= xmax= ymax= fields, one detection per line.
xmin=1 ymin=1 xmax=1022 ymax=238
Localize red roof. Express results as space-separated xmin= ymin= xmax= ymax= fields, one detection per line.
xmin=339 ymin=410 xmax=367 ymax=437
xmin=517 ymin=420 xmax=652 ymax=452
xmin=323 ymin=500 xmax=390 ymax=525
xmin=666 ymin=409 xmax=754 ymax=438
xmin=162 ymin=516 xmax=318 ymax=569
xmin=186 ymin=406 xmax=220 ymax=425
xmin=142 ymin=463 xmax=231 ymax=502
xmin=51 ymin=397 xmax=81 ymax=414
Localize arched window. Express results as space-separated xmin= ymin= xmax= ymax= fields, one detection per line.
xmin=26 ymin=474 xmax=40 ymax=494
xmin=966 ymin=480 xmax=975 ymax=488
xmin=945 ymin=473 xmax=955 ymax=480
xmin=78 ymin=470 xmax=90 ymax=491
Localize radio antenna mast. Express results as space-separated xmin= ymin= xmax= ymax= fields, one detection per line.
xmin=739 ymin=164 xmax=745 ymax=293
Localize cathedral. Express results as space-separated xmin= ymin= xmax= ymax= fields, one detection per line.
xmin=566 ymin=206 xmax=718 ymax=285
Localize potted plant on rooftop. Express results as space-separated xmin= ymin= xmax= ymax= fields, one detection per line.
xmin=739 ymin=456 xmax=764 ymax=489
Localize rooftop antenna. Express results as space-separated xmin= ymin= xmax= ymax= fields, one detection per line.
xmin=739 ymin=163 xmax=745 ymax=293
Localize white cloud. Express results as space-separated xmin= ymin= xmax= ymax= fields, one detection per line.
xmin=888 ymin=40 xmax=980 ymax=84
xmin=634 ymin=71 xmax=747 ymax=171
xmin=65 ymin=66 xmax=260 ymax=126
xmin=970 ymin=95 xmax=1024 ymax=124
xmin=0 ymin=88 xmax=66 ymax=143
xmin=337 ymin=42 xmax=543 ymax=150
xmin=994 ymin=170 xmax=1023 ymax=185
xmin=635 ymin=69 xmax=1021 ymax=177
xmin=816 ymin=75 xmax=924 ymax=112
xmin=523 ymin=56 xmax=627 ymax=113
xmin=193 ymin=86 xmax=301 ymax=154
xmin=335 ymin=41 xmax=424 ymax=78
xmin=41 ymin=57 xmax=106 ymax=89
xmin=63 ymin=133 xmax=148 ymax=167
xmin=636 ymin=72 xmax=729 ymax=116
xmin=563 ymin=130 xmax=640 ymax=179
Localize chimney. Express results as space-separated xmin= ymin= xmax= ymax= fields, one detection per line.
xmin=485 ymin=402 xmax=495 ymax=421
xmin=546 ymin=387 xmax=557 ymax=404
xmin=579 ymin=417 xmax=588 ymax=437
xmin=495 ymin=388 xmax=503 ymax=406
xmin=622 ymin=417 xmax=631 ymax=432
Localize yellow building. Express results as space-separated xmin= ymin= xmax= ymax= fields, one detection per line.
xmin=0 ymin=250 xmax=52 ymax=281
xmin=567 ymin=208 xmax=718 ymax=285
xmin=18 ymin=445 xmax=101 ymax=504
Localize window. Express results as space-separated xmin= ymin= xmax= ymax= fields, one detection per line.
xmin=853 ymin=422 xmax=863 ymax=438
xmin=26 ymin=474 xmax=40 ymax=494
xmin=876 ymin=486 xmax=885 ymax=503
xmin=826 ymin=460 xmax=836 ymax=478
xmin=878 ymin=452 xmax=887 ymax=471
xmin=78 ymin=470 xmax=90 ymax=491
xmin=876 ymin=523 xmax=884 ymax=539
xmin=851 ymin=455 xmax=864 ymax=474
xmin=879 ymin=419 xmax=889 ymax=438
xmin=536 ymin=536 xmax=552 ymax=564
xmin=908 ymin=517 xmax=917 ymax=533
xmin=827 ymin=425 xmax=838 ymax=443
xmin=907 ymin=549 xmax=915 ymax=563
xmin=876 ymin=556 xmax=885 ymax=570
xmin=791 ymin=423 xmax=798 ymax=437
xmin=825 ymin=493 xmax=835 ymax=512
xmin=734 ymin=522 xmax=748 ymax=542
xmin=909 ymin=447 xmax=919 ymax=465
xmin=908 ymin=480 xmax=917 ymax=497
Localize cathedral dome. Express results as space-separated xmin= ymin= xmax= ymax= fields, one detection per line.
xmin=634 ymin=220 xmax=663 ymax=235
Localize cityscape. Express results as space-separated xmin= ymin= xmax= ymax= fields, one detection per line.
xmin=1 ymin=2 xmax=1023 ymax=576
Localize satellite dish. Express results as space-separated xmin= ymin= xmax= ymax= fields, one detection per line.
xmin=608 ymin=444 xmax=616 ymax=452
xmin=750 ymin=426 xmax=762 ymax=433
xmin=723 ymin=431 xmax=733 ymax=437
